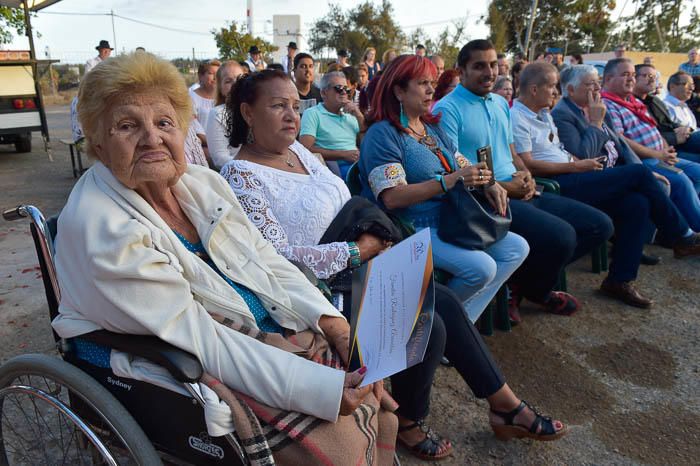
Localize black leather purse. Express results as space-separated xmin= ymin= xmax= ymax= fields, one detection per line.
xmin=437 ymin=181 xmax=512 ymax=250
xmin=410 ymin=125 xmax=512 ymax=250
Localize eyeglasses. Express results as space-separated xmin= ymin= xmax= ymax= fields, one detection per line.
xmin=636 ymin=73 xmax=656 ymax=80
xmin=332 ymin=85 xmax=351 ymax=95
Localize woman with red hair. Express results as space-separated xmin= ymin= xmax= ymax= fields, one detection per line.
xmin=359 ymin=55 xmax=567 ymax=447
xmin=433 ymin=68 xmax=460 ymax=104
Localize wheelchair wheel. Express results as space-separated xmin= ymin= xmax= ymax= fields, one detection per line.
xmin=0 ymin=354 xmax=162 ymax=465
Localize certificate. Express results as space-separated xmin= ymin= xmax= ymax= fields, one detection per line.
xmin=348 ymin=228 xmax=435 ymax=386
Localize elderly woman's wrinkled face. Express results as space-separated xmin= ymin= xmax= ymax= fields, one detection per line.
xmin=95 ymin=93 xmax=186 ymax=191
xmin=495 ymin=81 xmax=514 ymax=102
xmin=243 ymin=78 xmax=300 ymax=148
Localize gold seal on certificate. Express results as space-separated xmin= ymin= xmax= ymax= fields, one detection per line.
xmin=348 ymin=228 xmax=435 ymax=386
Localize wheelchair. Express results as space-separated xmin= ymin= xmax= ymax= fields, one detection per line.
xmin=0 ymin=205 xmax=248 ymax=465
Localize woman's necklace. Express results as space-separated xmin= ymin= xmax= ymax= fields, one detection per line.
xmin=246 ymin=144 xmax=296 ymax=168
xmin=407 ymin=122 xmax=438 ymax=148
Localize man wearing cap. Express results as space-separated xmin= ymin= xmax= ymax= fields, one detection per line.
xmin=85 ymin=40 xmax=113 ymax=74
xmin=246 ymin=46 xmax=267 ymax=72
xmin=336 ymin=49 xmax=350 ymax=67
xmin=282 ymin=42 xmax=297 ymax=75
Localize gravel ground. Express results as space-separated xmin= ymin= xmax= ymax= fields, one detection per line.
xmin=1 ymin=105 xmax=698 ymax=465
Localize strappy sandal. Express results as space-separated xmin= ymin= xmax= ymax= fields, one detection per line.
xmin=396 ymin=419 xmax=453 ymax=461
xmin=490 ymin=400 xmax=568 ymax=441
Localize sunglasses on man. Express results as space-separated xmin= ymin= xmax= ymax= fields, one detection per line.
xmin=332 ymin=84 xmax=352 ymax=95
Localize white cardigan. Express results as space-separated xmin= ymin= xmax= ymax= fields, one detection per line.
xmin=53 ymin=162 xmax=345 ymax=422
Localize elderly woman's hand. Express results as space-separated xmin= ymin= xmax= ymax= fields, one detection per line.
xmin=340 ymin=367 xmax=372 ymax=415
xmin=319 ymin=315 xmax=351 ymax=366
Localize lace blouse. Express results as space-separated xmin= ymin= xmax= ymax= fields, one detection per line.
xmin=221 ymin=141 xmax=352 ymax=279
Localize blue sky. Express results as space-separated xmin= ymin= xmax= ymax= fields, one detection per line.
xmin=6 ymin=0 xmax=638 ymax=64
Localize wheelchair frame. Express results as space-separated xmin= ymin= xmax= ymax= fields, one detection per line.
xmin=1 ymin=205 xmax=248 ymax=465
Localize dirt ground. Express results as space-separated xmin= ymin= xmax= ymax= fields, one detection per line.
xmin=0 ymin=105 xmax=698 ymax=465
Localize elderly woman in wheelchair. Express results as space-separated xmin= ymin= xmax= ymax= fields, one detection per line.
xmin=33 ymin=52 xmax=395 ymax=465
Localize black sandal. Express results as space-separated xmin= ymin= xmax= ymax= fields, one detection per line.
xmin=396 ymin=419 xmax=453 ymax=461
xmin=490 ymin=400 xmax=568 ymax=441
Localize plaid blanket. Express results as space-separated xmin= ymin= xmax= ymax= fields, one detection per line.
xmin=206 ymin=315 xmax=398 ymax=466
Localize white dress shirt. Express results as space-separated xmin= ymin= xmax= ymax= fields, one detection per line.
xmin=84 ymin=56 xmax=102 ymax=74
xmin=663 ymin=94 xmax=698 ymax=130
xmin=511 ymin=100 xmax=572 ymax=163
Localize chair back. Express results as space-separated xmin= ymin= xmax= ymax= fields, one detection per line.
xmin=345 ymin=162 xmax=362 ymax=195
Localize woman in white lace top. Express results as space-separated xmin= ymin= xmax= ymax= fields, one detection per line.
xmin=221 ymin=140 xmax=353 ymax=279
xmin=220 ymin=71 xmax=389 ymax=280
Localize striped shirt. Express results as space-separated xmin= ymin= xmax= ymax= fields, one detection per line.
xmin=679 ymin=62 xmax=700 ymax=77
xmin=603 ymin=97 xmax=664 ymax=152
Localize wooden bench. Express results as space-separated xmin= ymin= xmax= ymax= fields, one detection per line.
xmin=59 ymin=139 xmax=86 ymax=178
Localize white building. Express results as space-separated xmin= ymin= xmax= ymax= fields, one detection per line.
xmin=272 ymin=15 xmax=302 ymax=65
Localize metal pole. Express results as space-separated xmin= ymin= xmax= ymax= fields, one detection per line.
xmin=22 ymin=1 xmax=50 ymax=148
xmin=523 ymin=0 xmax=538 ymax=60
xmin=22 ymin=1 xmax=36 ymax=60
xmin=111 ymin=10 xmax=118 ymax=54
xmin=247 ymin=0 xmax=253 ymax=34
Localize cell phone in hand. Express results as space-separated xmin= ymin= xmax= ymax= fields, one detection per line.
xmin=535 ymin=184 xmax=544 ymax=196
xmin=595 ymin=155 xmax=608 ymax=169
xmin=476 ymin=146 xmax=496 ymax=186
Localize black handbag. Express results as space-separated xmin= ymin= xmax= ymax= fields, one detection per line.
xmin=437 ymin=181 xmax=512 ymax=250
xmin=408 ymin=125 xmax=512 ymax=250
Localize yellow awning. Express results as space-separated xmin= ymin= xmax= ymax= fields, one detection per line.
xmin=0 ymin=0 xmax=62 ymax=12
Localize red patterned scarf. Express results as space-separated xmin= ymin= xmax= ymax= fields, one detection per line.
xmin=600 ymin=90 xmax=658 ymax=127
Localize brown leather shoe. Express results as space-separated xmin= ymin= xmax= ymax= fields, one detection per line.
xmin=600 ymin=279 xmax=653 ymax=308
xmin=674 ymin=233 xmax=700 ymax=258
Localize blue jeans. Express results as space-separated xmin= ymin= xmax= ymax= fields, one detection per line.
xmin=645 ymin=159 xmax=700 ymax=230
xmin=677 ymin=131 xmax=700 ymax=161
xmin=554 ymin=164 xmax=689 ymax=282
xmin=430 ymin=229 xmax=529 ymax=322
xmin=508 ymin=193 xmax=613 ymax=300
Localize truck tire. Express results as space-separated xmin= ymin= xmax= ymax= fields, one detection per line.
xmin=14 ymin=134 xmax=31 ymax=153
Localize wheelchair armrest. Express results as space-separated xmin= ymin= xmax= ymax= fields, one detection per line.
xmin=79 ymin=330 xmax=203 ymax=384
xmin=534 ymin=177 xmax=561 ymax=194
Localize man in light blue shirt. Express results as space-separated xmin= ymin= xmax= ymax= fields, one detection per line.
xmin=434 ymin=39 xmax=613 ymax=320
xmin=300 ymin=71 xmax=365 ymax=178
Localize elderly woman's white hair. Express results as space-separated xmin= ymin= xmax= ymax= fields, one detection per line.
xmin=320 ymin=71 xmax=347 ymax=90
xmin=493 ymin=75 xmax=513 ymax=92
xmin=559 ymin=64 xmax=598 ymax=97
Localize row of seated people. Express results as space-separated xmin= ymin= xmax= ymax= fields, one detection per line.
xmin=55 ymin=49 xmax=571 ymax=464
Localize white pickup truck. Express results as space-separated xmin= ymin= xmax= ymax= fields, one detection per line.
xmin=0 ymin=51 xmax=52 ymax=153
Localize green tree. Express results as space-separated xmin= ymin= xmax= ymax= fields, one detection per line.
xmin=484 ymin=0 xmax=616 ymax=56
xmin=611 ymin=0 xmax=699 ymax=52
xmin=408 ymin=22 xmax=467 ymax=67
xmin=0 ymin=6 xmax=27 ymax=45
xmin=485 ymin=2 xmax=508 ymax=53
xmin=212 ymin=22 xmax=278 ymax=63
xmin=308 ymin=1 xmax=405 ymax=64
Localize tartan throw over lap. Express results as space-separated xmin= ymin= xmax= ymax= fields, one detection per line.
xmin=206 ymin=314 xmax=399 ymax=466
